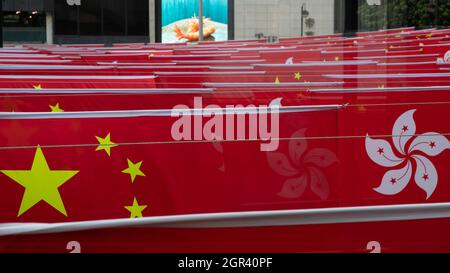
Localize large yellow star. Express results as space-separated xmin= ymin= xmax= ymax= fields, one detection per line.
xmin=49 ymin=103 xmax=64 ymax=112
xmin=124 ymin=197 xmax=148 ymax=218
xmin=33 ymin=84 xmax=42 ymax=90
xmin=95 ymin=133 xmax=118 ymax=157
xmin=0 ymin=147 xmax=79 ymax=217
xmin=122 ymin=159 xmax=145 ymax=183
xmin=294 ymin=72 xmax=302 ymax=80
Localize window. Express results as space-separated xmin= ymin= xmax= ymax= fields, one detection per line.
xmin=55 ymin=0 xmax=78 ymax=35
xmin=54 ymin=0 xmax=149 ymax=37
xmin=79 ymin=0 xmax=102 ymax=35
xmin=127 ymin=0 xmax=149 ymax=36
xmin=3 ymin=12 xmax=45 ymax=28
xmin=103 ymin=0 xmax=126 ymax=35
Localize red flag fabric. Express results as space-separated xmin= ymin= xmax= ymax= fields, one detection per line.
xmin=1 ymin=26 xmax=450 ymax=253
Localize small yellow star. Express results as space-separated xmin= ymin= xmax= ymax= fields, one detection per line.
xmin=274 ymin=77 xmax=281 ymax=84
xmin=95 ymin=133 xmax=118 ymax=157
xmin=334 ymin=56 xmax=340 ymax=61
xmin=122 ymin=159 xmax=145 ymax=183
xmin=49 ymin=103 xmax=64 ymax=112
xmin=357 ymin=105 xmax=367 ymax=112
xmin=124 ymin=197 xmax=147 ymax=218
xmin=378 ymin=84 xmax=385 ymax=89
xmin=33 ymin=84 xmax=42 ymax=90
xmin=294 ymin=72 xmax=302 ymax=80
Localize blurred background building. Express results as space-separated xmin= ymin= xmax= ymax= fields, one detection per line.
xmin=1 ymin=0 xmax=449 ymax=44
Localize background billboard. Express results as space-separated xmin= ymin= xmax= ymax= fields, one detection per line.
xmin=161 ymin=0 xmax=229 ymax=43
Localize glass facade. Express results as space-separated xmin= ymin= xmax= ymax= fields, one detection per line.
xmin=103 ymin=0 xmax=126 ymax=35
xmin=79 ymin=0 xmax=102 ymax=36
xmin=3 ymin=11 xmax=46 ymax=42
xmin=2 ymin=0 xmax=448 ymax=44
xmin=54 ymin=1 xmax=78 ymax=35
xmin=127 ymin=0 xmax=151 ymax=36
xmin=3 ymin=11 xmax=45 ymax=28
xmin=54 ymin=0 xmax=149 ymax=37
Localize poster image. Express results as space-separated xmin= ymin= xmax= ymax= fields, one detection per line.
xmin=161 ymin=0 xmax=228 ymax=43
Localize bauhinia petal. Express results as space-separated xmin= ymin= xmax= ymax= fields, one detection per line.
xmin=289 ymin=129 xmax=308 ymax=165
xmin=374 ymin=161 xmax=412 ymax=196
xmin=269 ymin=97 xmax=283 ymax=108
xmin=309 ymin=167 xmax=330 ymax=200
xmin=304 ymin=148 xmax=338 ymax=168
xmin=285 ymin=57 xmax=294 ymax=65
xmin=366 ymin=135 xmax=404 ymax=167
xmin=278 ymin=175 xmax=308 ymax=199
xmin=409 ymin=132 xmax=450 ymax=157
xmin=267 ymin=152 xmax=299 ymax=177
xmin=412 ymin=155 xmax=438 ymax=200
xmin=392 ymin=109 xmax=416 ymax=155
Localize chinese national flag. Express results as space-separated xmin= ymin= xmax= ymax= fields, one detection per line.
xmin=0 ymin=107 xmax=344 ymax=224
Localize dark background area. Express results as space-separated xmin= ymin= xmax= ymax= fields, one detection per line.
xmin=1 ymin=0 xmax=449 ymax=44
xmin=54 ymin=0 xmax=149 ymax=44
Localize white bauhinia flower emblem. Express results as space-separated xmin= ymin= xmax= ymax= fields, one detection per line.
xmin=445 ymin=50 xmax=450 ymax=63
xmin=366 ymin=109 xmax=450 ymax=199
xmin=267 ymin=129 xmax=338 ymax=200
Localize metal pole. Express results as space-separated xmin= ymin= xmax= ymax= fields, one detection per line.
xmin=199 ymin=0 xmax=204 ymax=41
xmin=300 ymin=3 xmax=304 ymax=37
